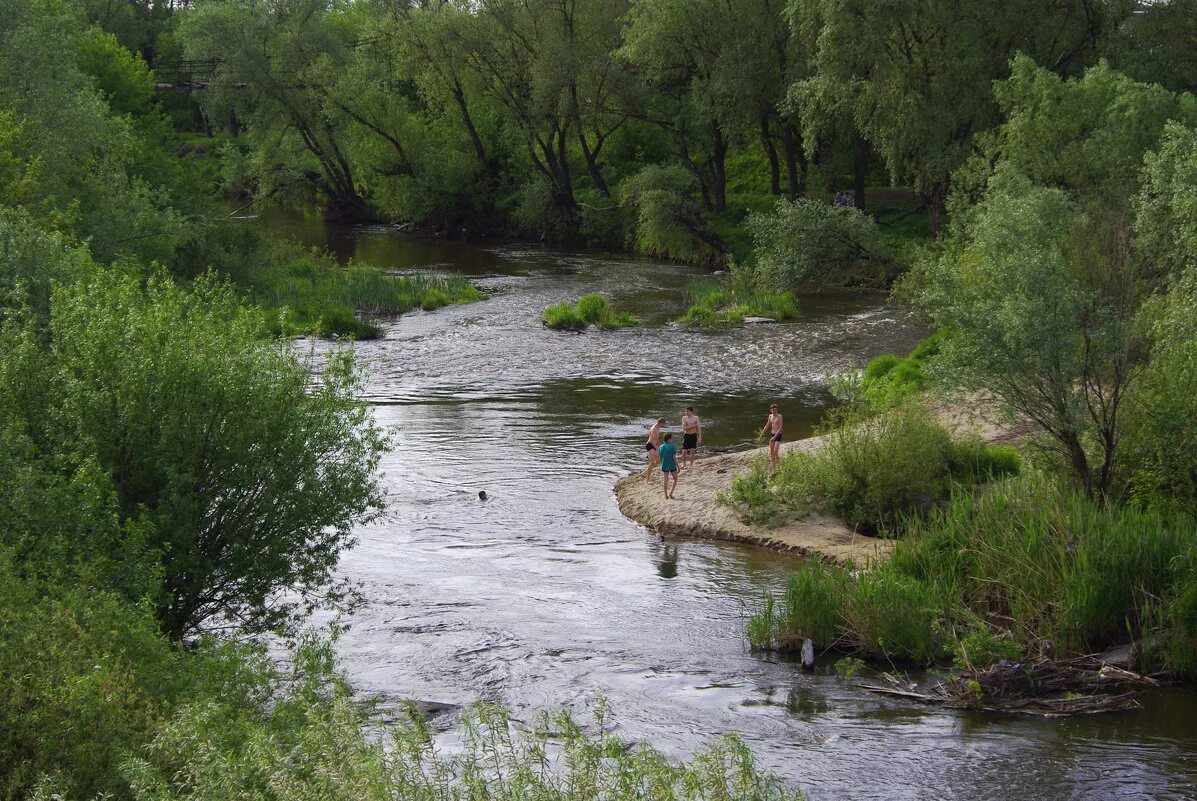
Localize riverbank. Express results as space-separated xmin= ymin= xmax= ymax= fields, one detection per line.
xmin=614 ymin=403 xmax=1030 ymax=565
xmin=615 ymin=436 xmax=891 ymax=566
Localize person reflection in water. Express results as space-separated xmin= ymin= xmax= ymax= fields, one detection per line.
xmin=657 ymin=543 xmax=678 ymax=579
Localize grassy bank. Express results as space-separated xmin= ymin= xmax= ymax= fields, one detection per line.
xmin=724 ymin=403 xmax=1019 ymax=533
xmin=257 ymin=259 xmax=484 ymax=339
xmin=542 ymin=294 xmax=640 ymax=330
xmin=746 ymin=474 xmax=1197 ymax=676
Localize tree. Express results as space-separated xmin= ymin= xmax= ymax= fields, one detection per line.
xmin=0 ymin=268 xmax=387 ymax=640
xmin=791 ymin=0 xmax=1120 ymax=233
xmin=915 ymin=166 xmax=1141 ymax=498
xmin=180 ymin=0 xmax=366 ymax=218
xmin=0 ymin=0 xmax=185 ymax=262
xmin=621 ymin=0 xmax=739 ymax=212
xmin=981 ymin=55 xmax=1197 ymax=215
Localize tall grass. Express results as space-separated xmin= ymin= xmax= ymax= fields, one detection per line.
xmin=726 ymin=403 xmax=1019 ymax=534
xmin=120 ymin=636 xmax=806 ymax=801
xmin=679 ymin=278 xmax=798 ymax=328
xmin=258 ymin=262 xmax=484 ymax=339
xmin=746 ymin=473 xmax=1197 ymax=672
xmin=541 ymin=294 xmax=640 ymax=330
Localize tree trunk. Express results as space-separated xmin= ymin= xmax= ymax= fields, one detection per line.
xmin=711 ymin=124 xmax=728 ymax=213
xmin=926 ymin=182 xmax=947 ymax=235
xmin=452 ymin=79 xmax=488 ymax=171
xmin=760 ymin=112 xmax=781 ymax=195
xmin=853 ymin=135 xmax=869 ymax=210
xmin=782 ymin=124 xmax=806 ymax=200
xmin=1063 ymin=429 xmax=1094 ymax=499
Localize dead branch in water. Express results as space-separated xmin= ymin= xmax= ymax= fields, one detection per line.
xmin=858 ymin=655 xmax=1160 ymax=717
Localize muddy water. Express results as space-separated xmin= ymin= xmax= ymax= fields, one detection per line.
xmin=263 ymin=213 xmax=1197 ymax=801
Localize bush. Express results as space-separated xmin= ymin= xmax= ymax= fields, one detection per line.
xmin=0 ymin=268 xmax=388 ymax=640
xmin=748 ymin=198 xmax=896 ymax=290
xmin=121 ymin=637 xmax=805 ymax=801
xmin=730 ymin=405 xmax=948 ymax=534
xmin=749 ymin=474 xmax=1197 ymax=671
xmin=541 ymin=294 xmax=639 ymax=330
xmin=1122 ymin=271 xmax=1197 ymax=515
xmin=619 ymin=165 xmax=727 ymax=266
xmin=0 ymin=563 xmax=179 ymax=801
xmin=860 ymin=332 xmax=945 ymax=406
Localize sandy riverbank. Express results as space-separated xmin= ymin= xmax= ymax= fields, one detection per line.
xmin=614 ymin=403 xmax=1030 ymax=566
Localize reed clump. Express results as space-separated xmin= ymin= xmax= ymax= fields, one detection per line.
xmin=541 ymin=294 xmax=640 ymax=330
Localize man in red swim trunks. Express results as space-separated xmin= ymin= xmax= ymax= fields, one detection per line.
xmin=761 ymin=403 xmax=783 ymax=469
xmin=641 ymin=417 xmax=666 ymax=481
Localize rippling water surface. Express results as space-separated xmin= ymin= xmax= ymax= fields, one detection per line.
xmin=265 ymin=213 xmax=1197 ymax=801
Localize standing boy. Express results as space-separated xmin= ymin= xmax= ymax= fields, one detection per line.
xmin=681 ymin=406 xmax=702 ymax=469
xmin=658 ymin=433 xmax=679 ymax=499
xmin=761 ymin=403 xmax=783 ymax=469
xmin=641 ymin=417 xmax=666 ymax=481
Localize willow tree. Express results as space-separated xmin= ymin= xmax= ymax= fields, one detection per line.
xmin=180 ymin=0 xmax=365 ymax=218
xmin=791 ymin=0 xmax=1119 ymax=233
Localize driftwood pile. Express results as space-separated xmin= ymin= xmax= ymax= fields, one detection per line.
xmin=858 ymin=655 xmax=1161 ymax=717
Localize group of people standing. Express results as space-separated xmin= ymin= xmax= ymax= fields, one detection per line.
xmin=641 ymin=404 xmax=784 ymax=499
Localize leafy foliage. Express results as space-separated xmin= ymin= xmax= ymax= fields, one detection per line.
xmin=748 ymin=199 xmax=894 ymax=289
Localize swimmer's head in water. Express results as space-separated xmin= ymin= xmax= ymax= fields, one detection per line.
xmin=478 ymin=491 xmax=488 ymax=501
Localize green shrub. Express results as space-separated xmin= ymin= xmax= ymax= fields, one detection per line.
xmin=121 ymin=637 xmax=805 ymax=801
xmin=541 ymin=295 xmax=640 ymax=330
xmin=0 ymin=566 xmax=179 ymax=801
xmin=727 ymin=404 xmax=1019 ymax=534
xmin=947 ymin=439 xmax=1021 ymax=482
xmin=860 ymin=332 xmax=945 ymax=406
xmin=750 ymin=474 xmax=1197 ymax=671
xmin=1122 ymin=271 xmax=1197 ymax=515
xmin=748 ymin=198 xmax=897 ymax=290
xmin=0 ymin=269 xmax=388 ymax=640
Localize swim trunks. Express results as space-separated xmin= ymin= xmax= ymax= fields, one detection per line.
xmin=771 ymin=432 xmax=783 ymax=443
xmin=683 ymin=432 xmax=698 ymax=449
xmin=645 ymin=442 xmax=656 ymax=451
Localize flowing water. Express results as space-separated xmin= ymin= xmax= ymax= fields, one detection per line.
xmin=260 ymin=212 xmax=1197 ymax=801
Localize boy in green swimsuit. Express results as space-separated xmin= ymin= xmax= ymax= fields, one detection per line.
xmin=658 ymin=433 xmax=679 ymax=499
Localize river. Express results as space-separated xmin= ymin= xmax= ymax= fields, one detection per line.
xmin=260 ymin=212 xmax=1197 ymax=801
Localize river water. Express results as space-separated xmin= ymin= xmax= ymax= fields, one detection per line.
xmin=263 ymin=214 xmax=1197 ymax=801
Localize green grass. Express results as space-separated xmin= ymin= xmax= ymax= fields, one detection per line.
xmin=541 ymin=294 xmax=640 ymax=330
xmin=679 ymin=278 xmax=799 ymax=328
xmin=255 ymin=259 xmax=484 ymax=339
xmin=860 ymin=332 xmax=945 ymax=405
xmin=746 ymin=473 xmax=1197 ymax=673
xmin=724 ymin=403 xmax=1019 ymax=534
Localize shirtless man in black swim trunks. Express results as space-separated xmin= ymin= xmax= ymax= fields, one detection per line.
xmin=641 ymin=417 xmax=666 ymax=481
xmin=680 ymin=406 xmax=701 ymax=469
xmin=761 ymin=403 xmax=783 ymax=469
